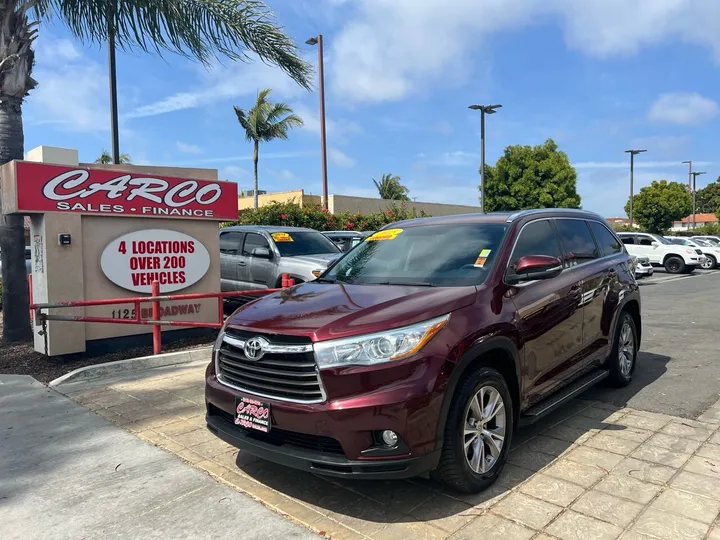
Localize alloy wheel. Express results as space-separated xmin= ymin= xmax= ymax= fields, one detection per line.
xmin=618 ymin=321 xmax=635 ymax=377
xmin=463 ymin=386 xmax=506 ymax=474
xmin=701 ymin=258 xmax=713 ymax=269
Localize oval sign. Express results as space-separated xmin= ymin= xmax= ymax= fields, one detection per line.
xmin=101 ymin=229 xmax=210 ymax=293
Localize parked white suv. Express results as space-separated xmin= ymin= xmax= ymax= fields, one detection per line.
xmin=617 ymin=232 xmax=701 ymax=274
xmin=665 ymin=237 xmax=720 ymax=269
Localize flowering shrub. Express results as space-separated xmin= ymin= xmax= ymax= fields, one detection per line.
xmin=222 ymin=201 xmax=430 ymax=231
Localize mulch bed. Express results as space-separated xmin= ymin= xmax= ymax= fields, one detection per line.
xmin=0 ymin=314 xmax=214 ymax=384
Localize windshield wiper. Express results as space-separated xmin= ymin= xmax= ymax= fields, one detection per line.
xmin=314 ymin=277 xmax=337 ymax=283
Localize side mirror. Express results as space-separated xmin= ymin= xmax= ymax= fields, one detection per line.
xmin=651 ymin=241 xmax=659 ymax=247
xmin=252 ymin=247 xmax=272 ymax=259
xmin=508 ymin=255 xmax=563 ymax=284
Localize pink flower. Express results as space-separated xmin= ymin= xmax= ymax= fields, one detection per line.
xmin=280 ymin=213 xmax=288 ymax=219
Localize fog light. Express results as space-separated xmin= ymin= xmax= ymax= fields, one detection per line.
xmin=381 ymin=430 xmax=399 ymax=447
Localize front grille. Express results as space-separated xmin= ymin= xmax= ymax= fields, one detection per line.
xmin=216 ymin=329 xmax=324 ymax=403
xmin=209 ymin=404 xmax=344 ymax=455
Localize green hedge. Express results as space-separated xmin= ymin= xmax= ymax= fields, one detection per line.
xmin=222 ymin=201 xmax=430 ymax=231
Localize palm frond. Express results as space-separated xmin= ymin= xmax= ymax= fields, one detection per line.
xmin=36 ymin=0 xmax=313 ymax=88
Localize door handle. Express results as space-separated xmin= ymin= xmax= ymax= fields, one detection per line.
xmin=237 ymin=261 xmax=246 ymax=267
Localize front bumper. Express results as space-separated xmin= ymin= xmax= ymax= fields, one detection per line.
xmin=205 ymin=407 xmax=441 ymax=479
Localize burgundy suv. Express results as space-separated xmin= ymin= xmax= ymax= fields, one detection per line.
xmin=205 ymin=209 xmax=640 ymax=493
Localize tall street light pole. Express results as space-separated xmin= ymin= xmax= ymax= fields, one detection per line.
xmin=107 ymin=15 xmax=120 ymax=164
xmin=306 ymin=35 xmax=329 ymax=211
xmin=682 ymin=160 xmax=693 ymax=192
xmin=625 ymin=149 xmax=647 ymax=228
xmin=469 ymin=104 xmax=502 ymax=213
xmin=691 ymin=171 xmax=706 ymax=230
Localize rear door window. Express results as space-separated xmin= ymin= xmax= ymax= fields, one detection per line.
xmin=554 ymin=219 xmax=600 ymax=266
xmin=588 ymin=221 xmax=623 ymax=256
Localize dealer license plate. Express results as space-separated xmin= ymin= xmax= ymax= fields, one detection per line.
xmin=234 ymin=396 xmax=271 ymax=433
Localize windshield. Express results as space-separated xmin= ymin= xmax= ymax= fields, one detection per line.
xmin=668 ymin=238 xmax=690 ymax=246
xmin=271 ymin=231 xmax=340 ymax=257
xmin=698 ymin=237 xmax=720 ymax=245
xmin=694 ymin=238 xmax=712 ymax=247
xmin=650 ymin=233 xmax=671 ymax=245
xmin=323 ymin=223 xmax=508 ymax=287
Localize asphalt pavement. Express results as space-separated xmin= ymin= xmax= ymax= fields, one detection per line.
xmin=587 ymin=269 xmax=720 ymax=418
xmin=0 ymin=375 xmax=316 ymax=540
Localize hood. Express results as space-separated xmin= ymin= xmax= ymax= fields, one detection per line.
xmin=288 ymin=253 xmax=342 ymax=266
xmin=227 ymin=282 xmax=478 ymax=341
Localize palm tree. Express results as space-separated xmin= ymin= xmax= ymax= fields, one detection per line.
xmin=234 ymin=89 xmax=303 ymax=209
xmin=373 ymin=173 xmax=410 ymax=201
xmin=95 ymin=149 xmax=131 ymax=164
xmin=0 ymin=1 xmax=311 ymax=343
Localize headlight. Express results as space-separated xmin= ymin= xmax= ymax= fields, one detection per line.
xmin=313 ymin=314 xmax=450 ymax=369
xmin=685 ymin=249 xmax=694 ymax=255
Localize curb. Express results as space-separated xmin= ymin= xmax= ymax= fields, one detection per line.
xmin=49 ymin=346 xmax=212 ymax=388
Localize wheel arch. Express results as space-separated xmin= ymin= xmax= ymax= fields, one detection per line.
xmin=434 ymin=337 xmax=521 ymax=450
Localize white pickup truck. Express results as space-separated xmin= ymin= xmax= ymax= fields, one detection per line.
xmin=617 ymin=232 xmax=701 ymax=274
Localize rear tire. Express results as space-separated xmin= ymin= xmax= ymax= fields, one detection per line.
xmin=432 ymin=367 xmax=513 ymax=493
xmin=663 ymin=256 xmax=685 ymax=274
xmin=607 ymin=312 xmax=637 ymax=387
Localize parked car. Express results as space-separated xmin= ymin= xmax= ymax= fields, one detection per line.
xmin=692 ymin=235 xmax=720 ymax=246
xmin=219 ymin=226 xmax=343 ymax=292
xmin=206 ymin=209 xmax=641 ymax=493
xmin=322 ymin=231 xmax=374 ymax=252
xmin=665 ymin=236 xmax=720 ymax=269
xmin=617 ymin=232 xmax=701 ymax=274
xmin=629 ymin=254 xmax=653 ymax=278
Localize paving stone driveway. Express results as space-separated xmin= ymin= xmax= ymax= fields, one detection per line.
xmin=64 ymin=363 xmax=720 ymax=540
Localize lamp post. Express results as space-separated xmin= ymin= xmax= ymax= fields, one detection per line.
xmin=469 ymin=104 xmax=502 ymax=212
xmin=306 ymin=35 xmax=329 ymax=211
xmin=682 ymin=160 xmax=693 ymax=192
xmin=691 ymin=171 xmax=706 ymax=230
xmin=625 ymin=149 xmax=647 ymax=227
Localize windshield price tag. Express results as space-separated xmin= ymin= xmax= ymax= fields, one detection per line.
xmin=474 ymin=249 xmax=491 ymax=268
xmin=367 ymin=228 xmax=403 ymax=241
xmin=272 ymin=232 xmax=294 ymax=242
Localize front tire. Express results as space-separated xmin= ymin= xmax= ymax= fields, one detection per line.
xmin=664 ymin=256 xmax=685 ymax=274
xmin=433 ymin=367 xmax=514 ymax=493
xmin=703 ymin=255 xmax=717 ymax=269
xmin=607 ymin=312 xmax=638 ymax=387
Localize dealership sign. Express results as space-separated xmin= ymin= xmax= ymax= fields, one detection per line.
xmin=101 ymin=229 xmax=210 ymax=293
xmin=4 ymin=161 xmax=238 ymax=220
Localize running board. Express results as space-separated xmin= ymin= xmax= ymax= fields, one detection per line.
xmin=519 ymin=369 xmax=609 ymax=427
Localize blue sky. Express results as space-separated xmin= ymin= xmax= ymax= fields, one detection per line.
xmin=23 ymin=0 xmax=720 ymax=218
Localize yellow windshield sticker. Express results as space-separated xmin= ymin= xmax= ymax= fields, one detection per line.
xmin=474 ymin=249 xmax=491 ymax=268
xmin=367 ymin=228 xmax=403 ymax=241
xmin=271 ymin=232 xmax=294 ymax=242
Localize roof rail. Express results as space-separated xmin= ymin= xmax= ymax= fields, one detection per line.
xmin=505 ymin=208 xmax=602 ymax=223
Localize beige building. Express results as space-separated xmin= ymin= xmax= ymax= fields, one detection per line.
xmin=237 ymin=189 xmax=482 ymax=217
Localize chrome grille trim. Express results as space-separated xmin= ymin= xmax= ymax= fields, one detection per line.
xmin=222 ymin=335 xmax=314 ymax=354
xmin=215 ymin=332 xmax=326 ymax=404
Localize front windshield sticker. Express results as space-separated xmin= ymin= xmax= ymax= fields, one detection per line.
xmin=367 ymin=228 xmax=403 ymax=241
xmin=474 ymin=249 xmax=491 ymax=268
xmin=271 ymin=232 xmax=294 ymax=242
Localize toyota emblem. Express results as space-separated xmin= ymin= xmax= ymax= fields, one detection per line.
xmin=244 ymin=336 xmax=269 ymax=361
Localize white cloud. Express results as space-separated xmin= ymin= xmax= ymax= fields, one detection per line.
xmin=328 ymin=147 xmax=355 ymax=168
xmin=220 ymin=165 xmax=248 ymax=183
xmin=647 ymin=92 xmax=719 ymax=125
xmin=26 ymin=37 xmax=109 ymax=132
xmin=269 ymin=169 xmax=299 ymax=181
xmin=418 ymin=150 xmax=477 ymax=167
xmin=176 ymin=141 xmax=203 ymax=154
xmin=574 ymin=160 xmax=712 ymax=169
xmin=185 ymin=151 xmax=314 ymax=165
xmin=127 ymin=53 xmax=311 ymax=119
xmin=329 ymin=0 xmax=720 ymax=103
xmin=292 ymin=103 xmax=362 ymax=142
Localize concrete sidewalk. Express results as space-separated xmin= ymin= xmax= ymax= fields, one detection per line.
xmin=0 ymin=374 xmax=317 ymax=540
